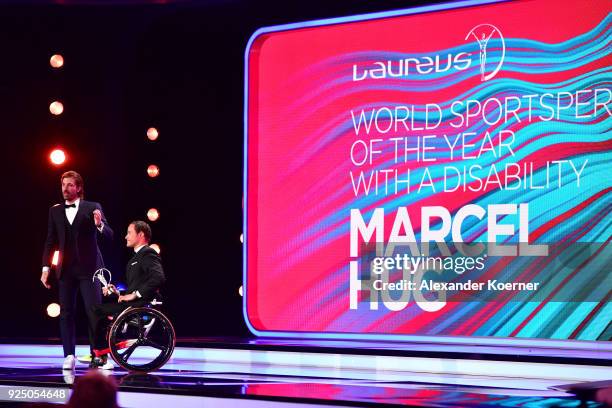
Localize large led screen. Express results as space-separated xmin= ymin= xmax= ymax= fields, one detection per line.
xmin=244 ymin=0 xmax=611 ymax=342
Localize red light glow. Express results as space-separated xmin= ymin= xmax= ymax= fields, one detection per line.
xmin=50 ymin=54 xmax=64 ymax=68
xmin=49 ymin=101 xmax=64 ymax=115
xmin=50 ymin=150 xmax=66 ymax=165
xmin=147 ymin=208 xmax=159 ymax=222
xmin=147 ymin=165 xmax=160 ymax=178
xmin=147 ymin=127 xmax=159 ymax=141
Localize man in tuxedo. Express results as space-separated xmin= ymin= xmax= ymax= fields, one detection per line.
xmin=89 ymin=220 xmax=165 ymax=369
xmin=40 ymin=170 xmax=114 ymax=370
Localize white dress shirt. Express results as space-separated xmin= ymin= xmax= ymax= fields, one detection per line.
xmin=65 ymin=199 xmax=80 ymax=225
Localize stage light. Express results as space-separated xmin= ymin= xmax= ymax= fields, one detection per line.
xmin=240 ymin=233 xmax=243 ymax=243
xmin=47 ymin=303 xmax=60 ymax=318
xmin=147 ymin=164 xmax=160 ymax=178
xmin=50 ymin=54 xmax=64 ymax=68
xmin=49 ymin=101 xmax=64 ymax=115
xmin=147 ymin=127 xmax=159 ymax=141
xmin=238 ymin=286 xmax=243 ymax=297
xmin=51 ymin=250 xmax=60 ymax=266
xmin=50 ymin=149 xmax=66 ymax=165
xmin=150 ymin=243 xmax=161 ymax=254
xmin=147 ymin=208 xmax=159 ymax=222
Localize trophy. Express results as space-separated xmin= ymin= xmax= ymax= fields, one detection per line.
xmin=93 ymin=268 xmax=117 ymax=295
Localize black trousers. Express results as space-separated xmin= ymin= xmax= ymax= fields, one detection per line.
xmin=89 ymin=299 xmax=148 ymax=351
xmin=58 ymin=268 xmax=102 ymax=357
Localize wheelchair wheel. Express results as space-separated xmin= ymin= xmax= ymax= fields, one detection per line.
xmin=108 ymin=306 xmax=175 ymax=372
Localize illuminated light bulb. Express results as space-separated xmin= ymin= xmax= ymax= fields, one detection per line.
xmin=238 ymin=286 xmax=243 ymax=297
xmin=147 ymin=127 xmax=159 ymax=141
xmin=50 ymin=149 xmax=66 ymax=165
xmin=240 ymin=233 xmax=243 ymax=243
xmin=47 ymin=303 xmax=60 ymax=318
xmin=49 ymin=101 xmax=64 ymax=115
xmin=147 ymin=165 xmax=159 ymax=178
xmin=150 ymin=243 xmax=161 ymax=254
xmin=147 ymin=208 xmax=159 ymax=222
xmin=50 ymin=54 xmax=64 ymax=68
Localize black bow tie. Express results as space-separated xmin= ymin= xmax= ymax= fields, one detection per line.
xmin=64 ymin=203 xmax=76 ymax=208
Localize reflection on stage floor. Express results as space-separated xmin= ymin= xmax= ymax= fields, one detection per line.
xmin=0 ymin=340 xmax=609 ymax=407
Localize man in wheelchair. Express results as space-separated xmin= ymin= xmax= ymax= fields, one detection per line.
xmin=89 ymin=220 xmax=165 ymax=369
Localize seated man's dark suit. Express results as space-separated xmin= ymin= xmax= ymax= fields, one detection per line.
xmin=90 ymin=245 xmax=165 ymax=352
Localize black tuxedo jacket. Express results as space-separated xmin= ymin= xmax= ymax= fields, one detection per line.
xmin=125 ymin=246 xmax=165 ymax=300
xmin=42 ymin=200 xmax=113 ymax=279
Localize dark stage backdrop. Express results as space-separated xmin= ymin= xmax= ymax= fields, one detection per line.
xmin=0 ymin=0 xmax=446 ymax=339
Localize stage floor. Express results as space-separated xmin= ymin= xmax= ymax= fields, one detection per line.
xmin=0 ymin=340 xmax=609 ymax=407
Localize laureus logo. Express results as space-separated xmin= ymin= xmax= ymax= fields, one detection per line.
xmin=465 ymin=24 xmax=505 ymax=81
